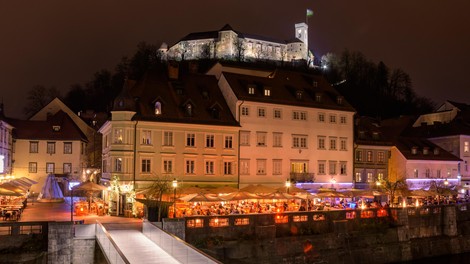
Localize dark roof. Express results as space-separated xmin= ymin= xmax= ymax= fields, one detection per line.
xmin=354 ymin=116 xmax=394 ymax=146
xmin=8 ymin=110 xmax=88 ymax=141
xmin=394 ymin=137 xmax=461 ymax=161
xmin=120 ymin=66 xmax=239 ymax=127
xmin=222 ymin=70 xmax=356 ymax=112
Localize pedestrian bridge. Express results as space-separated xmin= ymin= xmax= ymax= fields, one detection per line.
xmin=76 ymin=221 xmax=220 ymax=264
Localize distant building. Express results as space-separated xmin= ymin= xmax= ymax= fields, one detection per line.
xmin=0 ymin=104 xmax=14 ymax=178
xmin=99 ymin=65 xmax=239 ymax=216
xmin=8 ymin=110 xmax=88 ymax=193
xmin=161 ymin=23 xmax=314 ymax=65
xmin=210 ymin=63 xmax=356 ymax=190
xmin=353 ymin=116 xmax=393 ymax=189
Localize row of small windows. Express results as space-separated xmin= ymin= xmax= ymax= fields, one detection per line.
xmin=29 ymin=142 xmax=77 ymax=155
xmin=111 ymin=130 xmax=234 ymax=149
xmin=241 ymin=106 xmax=347 ymax=124
xmin=153 ymin=101 xmax=221 ymax=119
xmin=241 ymin=131 xmax=348 ymax=150
xmin=28 ymin=162 xmax=73 ymax=174
xmin=355 ymin=150 xmax=388 ymax=163
xmin=107 ymin=158 xmax=235 ymax=176
xmin=246 ymin=86 xmax=344 ymax=104
xmin=239 ymin=159 xmax=347 ymax=176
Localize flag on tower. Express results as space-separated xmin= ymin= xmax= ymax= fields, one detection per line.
xmin=307 ymin=9 xmax=314 ymax=17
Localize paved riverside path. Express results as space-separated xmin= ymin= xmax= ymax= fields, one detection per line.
xmin=107 ymin=229 xmax=181 ymax=264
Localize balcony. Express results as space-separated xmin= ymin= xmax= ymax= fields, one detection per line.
xmin=290 ymin=172 xmax=315 ymax=183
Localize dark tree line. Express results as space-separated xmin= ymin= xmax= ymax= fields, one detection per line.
xmin=321 ymin=50 xmax=435 ymax=119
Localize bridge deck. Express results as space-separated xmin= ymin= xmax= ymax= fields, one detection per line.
xmin=109 ymin=229 xmax=180 ymax=264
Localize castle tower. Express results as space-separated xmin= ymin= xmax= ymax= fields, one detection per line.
xmin=295 ymin=23 xmax=308 ymax=48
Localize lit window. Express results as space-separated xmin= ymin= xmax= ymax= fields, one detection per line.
xmin=293 ymin=215 xmax=308 ymax=222
xmin=367 ymin=151 xmax=373 ymax=162
xmin=187 ymin=219 xmax=204 ymax=228
xmin=154 ymin=102 xmax=162 ymax=115
xmin=275 ymin=215 xmax=289 ymax=224
xmin=313 ymin=214 xmax=325 ymax=221
xmin=248 ymin=86 xmax=255 ymax=95
xmin=465 ymin=141 xmax=469 ymax=153
xmin=142 ymin=130 xmax=152 ymax=145
xmin=114 ymin=158 xmax=122 ymax=172
xmin=234 ymin=218 xmax=250 ymax=225
xmin=209 ymin=218 xmax=229 ymax=227
xmin=63 ymin=163 xmax=72 ymax=174
xmin=377 ymin=152 xmax=385 ymax=163
xmin=356 ymin=151 xmax=363 ymax=161
xmin=114 ymin=129 xmax=123 ymax=143
xmin=264 ymin=89 xmax=271 ymax=96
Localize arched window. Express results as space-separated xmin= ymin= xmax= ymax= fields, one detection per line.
xmin=155 ymin=102 xmax=162 ymax=115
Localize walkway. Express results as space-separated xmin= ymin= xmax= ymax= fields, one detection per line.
xmin=107 ymin=229 xmax=180 ymax=264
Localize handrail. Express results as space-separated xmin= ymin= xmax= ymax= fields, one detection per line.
xmin=95 ymin=220 xmax=131 ymax=264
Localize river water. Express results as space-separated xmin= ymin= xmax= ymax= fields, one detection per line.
xmin=399 ymin=252 xmax=470 ymax=263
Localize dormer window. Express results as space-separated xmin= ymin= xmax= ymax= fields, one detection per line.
xmin=264 ymin=88 xmax=271 ymax=97
xmin=52 ymin=126 xmax=61 ymax=132
xmin=411 ymin=147 xmax=418 ymax=155
xmin=154 ymin=102 xmax=162 ymax=115
xmin=423 ymin=147 xmax=429 ymax=155
xmin=211 ymin=107 xmax=220 ymax=119
xmin=186 ymin=103 xmax=192 ymax=116
xmin=372 ymin=132 xmax=379 ymax=140
xmin=315 ymin=93 xmax=322 ymax=103
xmin=296 ymin=90 xmax=303 ymax=100
xmin=313 ymin=81 xmax=318 ymax=87
xmin=337 ymin=96 xmax=343 ymax=105
xmin=434 ymin=148 xmax=440 ymax=155
xmin=248 ymin=85 xmax=255 ymax=95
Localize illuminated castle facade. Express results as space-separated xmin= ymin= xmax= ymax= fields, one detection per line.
xmin=161 ymin=23 xmax=313 ymax=64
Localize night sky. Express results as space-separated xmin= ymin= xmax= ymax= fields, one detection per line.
xmin=1 ymin=0 xmax=469 ymax=118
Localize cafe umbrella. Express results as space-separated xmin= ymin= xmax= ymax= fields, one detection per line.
xmin=72 ymin=181 xmax=107 ymax=215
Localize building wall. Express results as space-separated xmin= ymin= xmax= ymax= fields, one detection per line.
xmin=0 ymin=120 xmax=13 ymax=176
xmin=13 ymin=138 xmax=85 ymax=193
xmin=429 ymin=135 xmax=470 ymax=180
xmin=354 ymin=145 xmax=391 ymax=188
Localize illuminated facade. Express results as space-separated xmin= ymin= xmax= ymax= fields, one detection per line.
xmin=163 ymin=23 xmax=313 ymax=64
xmin=99 ymin=69 xmax=239 ymax=215
xmin=213 ymin=66 xmax=356 ymax=189
xmin=0 ymin=104 xmax=13 ymax=178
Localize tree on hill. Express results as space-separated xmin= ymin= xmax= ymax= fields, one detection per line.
xmin=23 ymin=85 xmax=62 ymax=117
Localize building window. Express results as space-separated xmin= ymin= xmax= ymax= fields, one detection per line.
xmin=355 ymin=172 xmax=362 ymax=182
xmin=366 ymin=151 xmax=373 ymax=162
xmin=318 ymin=136 xmax=326 ymax=150
xmin=114 ymin=128 xmax=123 ymax=143
xmin=63 ymin=163 xmax=72 ymax=174
xmin=273 ymin=132 xmax=282 ymax=147
xmin=318 ymin=161 xmax=326 ymax=175
xmin=240 ymin=131 xmax=250 ymax=146
xmin=377 ymin=173 xmax=384 ymax=181
xmin=293 ymin=111 xmax=307 ymax=120
xmin=356 ymin=150 xmax=363 ymax=162
xmin=256 ymin=159 xmax=266 ymax=175
xmin=46 ymin=163 xmax=55 ymax=174
xmin=186 ymin=133 xmax=195 ymax=147
xmin=291 ymin=161 xmax=308 ymax=173
xmin=257 ymin=107 xmax=266 ymax=117
xmin=340 ymin=116 xmax=347 ymax=124
xmin=377 ymin=152 xmax=385 ymax=163
xmin=248 ymin=86 xmax=255 ymax=94
xmin=296 ymin=90 xmax=303 ymax=99
xmin=206 ymin=134 xmax=215 ymax=148
xmin=340 ymin=138 xmax=347 ymax=151
xmin=224 ymin=135 xmax=233 ymax=149
xmin=329 ymin=137 xmax=337 ymax=150
xmin=264 ymin=88 xmax=271 ymax=96
xmin=273 ymin=159 xmax=282 ymax=175
xmin=318 ymin=113 xmax=325 ymax=122
xmin=329 ymin=161 xmax=337 ymax=175
xmin=425 ymin=168 xmax=431 ymax=178
xmin=256 ymin=132 xmax=267 ymax=146
xmin=205 ymin=161 xmax=214 ymax=175
xmin=240 ymin=159 xmax=250 ymax=175
xmin=163 ymin=160 xmax=173 ymax=173
xmin=465 ymin=141 xmax=469 ymax=153
xmin=241 ymin=106 xmax=249 ymax=116
xmin=63 ymin=142 xmax=72 ymax=154
xmin=293 ymin=135 xmax=308 ymax=148
xmin=102 ymin=160 xmax=107 ymax=173
xmin=329 ymin=115 xmax=336 ymax=123
xmin=114 ymin=158 xmax=122 ymax=172
xmin=340 ymin=162 xmax=347 ymax=175
xmin=163 ymin=131 xmax=173 ymax=146
xmin=367 ymin=172 xmax=374 ymax=182
xmin=414 ymin=169 xmax=418 ymax=178
xmin=224 ymin=161 xmax=233 ymax=175
xmin=437 ymin=169 xmax=441 ymax=178
xmin=29 ymin=162 xmax=37 ymax=173
xmin=142 ymin=130 xmax=152 ymax=145
xmin=30 ymin=142 xmax=38 ymax=153
xmin=47 ymin=142 xmax=56 ymax=154
xmin=185 ymin=160 xmax=195 ymax=174
xmin=154 ymin=101 xmax=162 ymax=115
xmin=273 ymin=109 xmax=282 ymax=119
xmin=142 ymin=159 xmax=151 ymax=173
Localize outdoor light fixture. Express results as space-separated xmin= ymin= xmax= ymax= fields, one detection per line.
xmin=172 ymin=178 xmax=178 ymax=218
xmin=285 ymin=179 xmax=291 ymax=194
xmin=376 ymin=181 xmax=381 ymax=187
xmin=444 ymin=179 xmax=449 ymax=186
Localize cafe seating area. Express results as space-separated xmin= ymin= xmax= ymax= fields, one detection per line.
xmin=74 ymin=197 xmax=107 ymax=216
xmin=1 ymin=197 xmax=27 ymax=221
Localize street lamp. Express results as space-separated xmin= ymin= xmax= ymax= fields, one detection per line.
xmin=172 ymin=178 xmax=178 ymax=218
xmin=285 ymin=179 xmax=291 ymax=194
xmin=444 ymin=179 xmax=449 ymax=186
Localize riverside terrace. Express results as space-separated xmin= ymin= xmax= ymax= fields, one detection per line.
xmin=161 ymin=203 xmax=470 ymax=263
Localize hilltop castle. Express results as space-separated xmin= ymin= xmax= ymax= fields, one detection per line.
xmin=159 ymin=23 xmax=314 ymax=65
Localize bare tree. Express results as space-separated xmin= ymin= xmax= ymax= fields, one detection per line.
xmin=199 ymin=43 xmax=211 ymax=59
xmin=23 ymin=85 xmax=61 ymax=117
xmin=378 ymin=178 xmax=409 ymax=207
xmin=233 ymin=38 xmax=245 ymax=62
xmin=142 ymin=175 xmax=173 ymax=222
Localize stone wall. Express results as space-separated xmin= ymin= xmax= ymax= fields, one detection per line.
xmin=47 ymin=222 xmax=73 ymax=264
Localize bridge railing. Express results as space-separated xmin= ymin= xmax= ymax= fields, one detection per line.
xmin=143 ymin=220 xmax=221 ymax=264
xmin=95 ymin=221 xmax=130 ymax=264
